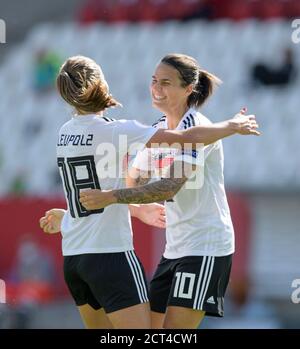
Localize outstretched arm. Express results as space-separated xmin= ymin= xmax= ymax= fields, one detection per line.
xmin=146 ymin=109 xmax=260 ymax=148
xmin=115 ymin=175 xmax=187 ymax=204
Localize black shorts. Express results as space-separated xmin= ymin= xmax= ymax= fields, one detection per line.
xmin=149 ymin=254 xmax=232 ymax=317
xmin=64 ymin=251 xmax=149 ymax=313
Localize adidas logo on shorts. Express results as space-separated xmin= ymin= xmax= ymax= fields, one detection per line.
xmin=206 ymin=296 xmax=215 ymax=304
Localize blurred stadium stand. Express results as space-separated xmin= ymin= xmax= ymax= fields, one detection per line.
xmin=77 ymin=0 xmax=300 ymax=23
xmin=0 ymin=20 xmax=299 ymax=193
xmin=0 ymin=0 xmax=300 ymax=328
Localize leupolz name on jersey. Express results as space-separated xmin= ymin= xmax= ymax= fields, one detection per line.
xmin=57 ymin=134 xmax=93 ymax=147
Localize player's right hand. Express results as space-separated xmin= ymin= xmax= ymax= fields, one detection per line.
xmin=39 ymin=208 xmax=65 ymax=234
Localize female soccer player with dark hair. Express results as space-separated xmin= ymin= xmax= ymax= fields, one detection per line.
xmin=77 ymin=54 xmax=260 ymax=329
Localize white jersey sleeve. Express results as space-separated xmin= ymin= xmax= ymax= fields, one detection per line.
xmin=112 ymin=119 xmax=158 ymax=155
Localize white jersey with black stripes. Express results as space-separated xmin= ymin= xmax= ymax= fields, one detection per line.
xmin=57 ymin=114 xmax=157 ymax=256
xmin=132 ymin=108 xmax=235 ymax=258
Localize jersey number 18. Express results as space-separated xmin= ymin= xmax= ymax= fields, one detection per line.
xmin=57 ymin=155 xmax=103 ymax=218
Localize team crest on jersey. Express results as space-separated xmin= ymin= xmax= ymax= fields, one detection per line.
xmin=181 ymin=149 xmax=198 ymax=159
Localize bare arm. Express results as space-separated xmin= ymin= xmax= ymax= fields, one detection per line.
xmin=118 ymin=161 xmax=195 ymax=204
xmin=80 ymin=161 xmax=192 ymax=209
xmin=115 ymin=176 xmax=187 ymax=204
xmin=146 ymin=113 xmax=259 ymax=148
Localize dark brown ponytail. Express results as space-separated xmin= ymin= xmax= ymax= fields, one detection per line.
xmin=189 ymin=69 xmax=221 ymax=108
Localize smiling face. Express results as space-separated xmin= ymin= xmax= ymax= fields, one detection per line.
xmin=150 ymin=63 xmax=193 ymax=115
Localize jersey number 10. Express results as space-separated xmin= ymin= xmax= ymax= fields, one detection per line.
xmin=57 ymin=155 xmax=103 ymax=218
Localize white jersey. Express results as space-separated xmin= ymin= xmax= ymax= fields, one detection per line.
xmin=57 ymin=114 xmax=157 ymax=256
xmin=133 ymin=108 xmax=235 ymax=258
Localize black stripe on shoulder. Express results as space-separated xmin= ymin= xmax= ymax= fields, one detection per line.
xmin=152 ymin=115 xmax=166 ymax=127
xmin=189 ymin=114 xmax=196 ymax=126
xmin=182 ymin=119 xmax=188 ymax=129
xmin=186 ymin=116 xmax=192 ymax=128
xmin=103 ymin=117 xmax=116 ymax=122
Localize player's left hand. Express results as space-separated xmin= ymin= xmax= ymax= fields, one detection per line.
xmin=135 ymin=203 xmax=166 ymax=229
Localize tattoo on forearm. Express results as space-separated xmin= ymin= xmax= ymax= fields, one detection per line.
xmin=114 ymin=176 xmax=188 ymax=204
xmin=135 ymin=176 xmax=151 ymax=186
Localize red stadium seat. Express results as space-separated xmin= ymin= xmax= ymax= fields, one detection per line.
xmin=284 ymin=0 xmax=300 ymax=18
xmin=256 ymin=0 xmax=285 ymax=20
xmin=106 ymin=4 xmax=130 ymax=23
xmin=78 ymin=0 xmax=101 ymax=24
xmin=228 ymin=0 xmax=253 ymax=21
xmin=164 ymin=0 xmax=202 ymax=20
xmin=136 ymin=0 xmax=162 ymax=22
xmin=78 ymin=0 xmax=110 ymax=23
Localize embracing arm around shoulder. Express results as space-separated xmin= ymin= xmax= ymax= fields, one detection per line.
xmin=146 ymin=112 xmax=259 ymax=148
xmin=79 ymin=161 xmax=195 ymax=209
